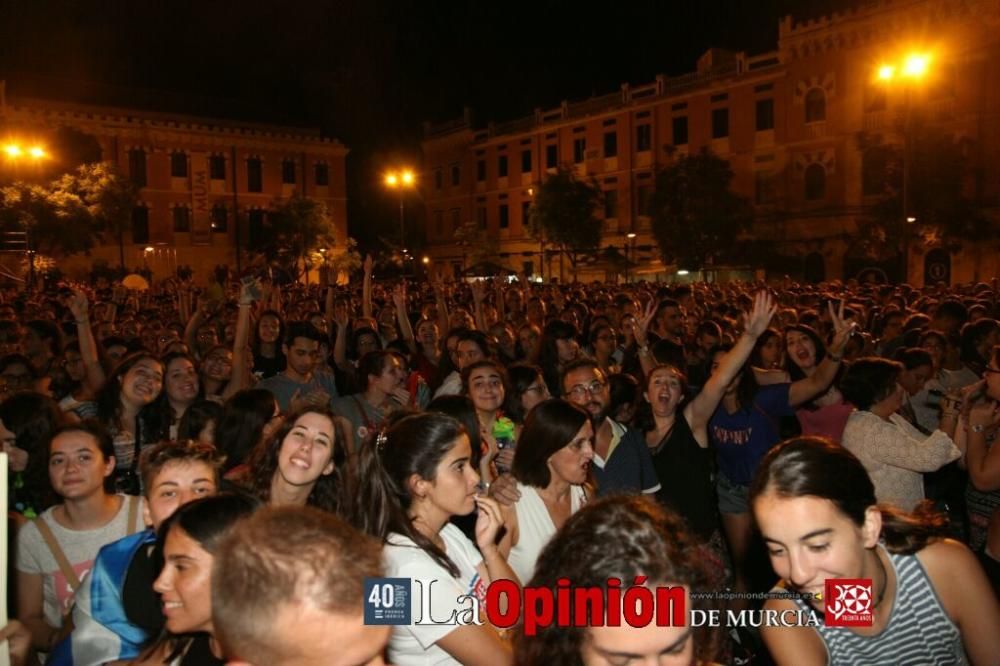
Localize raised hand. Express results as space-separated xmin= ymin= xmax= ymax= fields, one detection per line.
xmin=634 ymin=299 xmax=657 ymax=348
xmin=473 ymin=494 xmax=506 ymax=552
xmin=391 ymin=283 xmax=407 ymax=310
xmin=68 ymin=287 xmax=90 ymax=322
xmin=470 ymin=279 xmax=486 ymax=304
xmin=363 ymin=254 xmax=374 ymax=275
xmin=742 ymin=291 xmax=777 ymax=339
xmin=826 ymin=300 xmax=857 ymax=358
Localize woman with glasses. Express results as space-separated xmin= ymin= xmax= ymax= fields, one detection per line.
xmin=502 ymin=364 xmax=549 ymax=426
xmin=589 ymin=323 xmax=621 ymax=376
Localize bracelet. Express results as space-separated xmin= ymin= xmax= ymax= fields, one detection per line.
xmin=970 ymin=424 xmax=987 ymax=433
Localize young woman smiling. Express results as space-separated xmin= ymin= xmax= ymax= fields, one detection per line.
xmin=751 ymin=437 xmax=1000 ymax=665
xmin=242 ymin=405 xmax=344 ymax=513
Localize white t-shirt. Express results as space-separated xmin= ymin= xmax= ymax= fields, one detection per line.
xmin=384 ymin=524 xmax=487 ymax=666
xmin=508 ymin=482 xmax=587 ymax=585
xmin=16 ymin=495 xmax=143 ymax=628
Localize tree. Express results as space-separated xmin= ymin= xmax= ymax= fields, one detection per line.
xmin=859 ymin=121 xmax=987 ymax=269
xmin=453 ymin=219 xmax=500 ymax=270
xmin=649 ymin=147 xmax=753 ymax=270
xmin=52 ymin=163 xmax=139 ymax=270
xmin=527 ymin=167 xmax=602 ymax=281
xmin=312 ymin=236 xmax=362 ymax=284
xmin=247 ymin=194 xmax=337 ymax=281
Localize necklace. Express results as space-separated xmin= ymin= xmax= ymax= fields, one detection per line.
xmin=872 ymin=550 xmax=889 ymax=610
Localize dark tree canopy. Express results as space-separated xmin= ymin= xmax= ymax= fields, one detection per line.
xmin=246 ymin=194 xmax=337 ymax=279
xmin=527 ymin=167 xmax=603 ymax=279
xmin=650 ymin=147 xmax=753 ymax=269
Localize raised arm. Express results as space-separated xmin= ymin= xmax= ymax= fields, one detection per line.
xmin=392 ymin=282 xmax=417 ymax=354
xmin=471 ymin=280 xmax=488 ymax=332
xmin=433 ymin=278 xmax=451 ymax=335
xmin=223 ymin=281 xmax=256 ymax=399
xmin=67 ymin=288 xmax=106 ymax=393
xmin=687 ymin=291 xmax=776 ymax=432
xmin=362 ymin=254 xmax=373 ymax=319
xmin=787 ymin=300 xmax=853 ymax=407
xmin=633 ymin=299 xmax=658 ymax=377
xmin=332 ymin=303 xmax=351 ymax=372
xmin=965 ymin=400 xmax=1000 ymax=491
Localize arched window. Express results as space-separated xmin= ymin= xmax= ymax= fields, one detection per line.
xmin=805 ymin=88 xmax=826 ymax=123
xmin=131 ymin=205 xmax=149 ymax=244
xmin=804 ymin=163 xmax=826 ymax=201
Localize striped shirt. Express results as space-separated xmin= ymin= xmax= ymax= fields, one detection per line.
xmin=792 ymin=548 xmax=968 ymax=665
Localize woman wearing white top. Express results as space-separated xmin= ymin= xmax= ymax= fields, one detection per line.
xmin=349 ymin=412 xmax=515 ymax=666
xmin=497 ymin=399 xmax=593 ymax=585
xmin=16 ymin=423 xmax=144 ymax=654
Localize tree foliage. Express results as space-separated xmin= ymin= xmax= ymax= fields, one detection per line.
xmin=0 ymin=163 xmax=136 ymax=257
xmin=247 ymin=194 xmax=337 ymax=279
xmin=649 ymin=147 xmax=753 ymax=269
xmin=527 ymin=167 xmax=602 ymax=279
xmin=453 ymin=219 xmax=500 ymax=267
xmin=859 ymin=121 xmax=988 ymax=257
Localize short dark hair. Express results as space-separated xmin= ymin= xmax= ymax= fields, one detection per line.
xmin=893 ymin=347 xmax=933 ymax=371
xmin=283 ymin=321 xmax=324 ymax=347
xmin=47 ymin=421 xmax=116 ymax=493
xmin=139 ymin=439 xmax=226 ymax=495
xmin=560 ymin=357 xmax=603 ymax=391
xmin=840 ymin=357 xmax=902 ymax=411
xmin=512 ymin=399 xmax=590 ymax=488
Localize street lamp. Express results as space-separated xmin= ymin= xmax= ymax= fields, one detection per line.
xmin=2 ymin=141 xmax=51 ymax=292
xmin=625 ymin=232 xmax=637 ymax=283
xmin=384 ymin=168 xmax=417 ymax=253
xmin=875 ymin=51 xmax=933 ymax=283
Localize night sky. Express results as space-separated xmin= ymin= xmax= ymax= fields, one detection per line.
xmin=0 ymin=0 xmax=856 ymax=248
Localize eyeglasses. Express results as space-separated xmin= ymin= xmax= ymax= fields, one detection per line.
xmin=568 ymin=380 xmax=606 ymax=399
xmin=523 ymin=383 xmax=549 ymax=396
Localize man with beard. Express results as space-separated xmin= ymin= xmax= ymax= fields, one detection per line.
xmin=562 ymin=359 xmax=660 ymax=496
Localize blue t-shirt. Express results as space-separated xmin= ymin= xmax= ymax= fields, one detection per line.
xmin=709 ymin=383 xmax=794 ymax=486
xmin=256 ymin=369 xmax=339 ymax=412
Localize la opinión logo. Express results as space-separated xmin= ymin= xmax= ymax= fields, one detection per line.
xmin=824 ymin=578 xmax=874 ymax=627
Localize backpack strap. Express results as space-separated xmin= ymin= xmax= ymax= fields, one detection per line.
xmin=33 ymin=517 xmax=81 ymax=593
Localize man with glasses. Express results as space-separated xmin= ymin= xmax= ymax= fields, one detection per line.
xmin=562 ymin=358 xmax=660 ymax=497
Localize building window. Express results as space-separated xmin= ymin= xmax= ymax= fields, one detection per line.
xmin=247 ymin=158 xmax=263 ymax=193
xmin=755 ymin=171 xmax=776 ymax=204
xmin=522 ymin=201 xmax=532 ymax=227
xmin=477 ymin=160 xmax=486 ymax=182
xmin=128 ymin=149 xmax=147 ymax=187
xmin=637 ymin=185 xmax=653 ymax=216
xmin=131 ymin=205 xmax=149 ymax=243
xmin=805 ymin=88 xmax=826 ymax=123
xmin=434 ymin=168 xmax=443 ymax=190
xmin=712 ymin=108 xmax=729 ymax=139
xmin=498 ymin=155 xmax=508 ymax=178
xmin=248 ymin=209 xmax=265 ymax=247
xmin=755 ymin=98 xmax=774 ymax=131
xmin=521 ymin=150 xmax=532 ymax=173
xmin=573 ymin=138 xmax=586 ymax=164
xmin=476 ymin=206 xmax=487 ymax=229
xmin=170 ymin=152 xmax=188 ymax=178
xmin=434 ymin=210 xmax=444 ymax=236
xmin=636 ymin=124 xmax=651 ymax=152
xmin=804 ymin=163 xmax=826 ymax=200
xmin=672 ymin=117 xmax=688 ymax=146
xmin=603 ymin=131 xmax=618 ymax=158
xmin=211 ymin=205 xmax=228 ymax=232
xmin=603 ymin=190 xmax=618 ymax=219
xmin=499 ymin=204 xmax=509 ymax=229
xmin=314 ymin=163 xmax=329 ymax=186
xmin=451 ymin=208 xmax=461 ymax=233
xmin=209 ymin=155 xmax=226 ymax=180
xmin=281 ymin=160 xmax=296 ymax=185
xmin=451 ymin=164 xmax=461 ymax=186
xmin=173 ymin=207 xmax=191 ymax=233
xmin=545 ymin=144 xmax=558 ymax=168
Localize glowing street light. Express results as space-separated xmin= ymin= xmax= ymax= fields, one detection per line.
xmin=422 ymin=256 xmax=430 ymax=265
xmin=3 ymin=143 xmax=47 ymax=159
xmin=902 ymin=53 xmax=930 ymax=78
xmin=877 ymin=64 xmax=896 ymax=81
xmin=28 ymin=146 xmax=46 ymax=159
xmin=4 ymin=144 xmax=22 ymax=158
xmin=384 ymin=168 xmax=417 ymax=252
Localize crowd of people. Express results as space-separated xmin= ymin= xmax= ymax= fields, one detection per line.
xmin=0 ymin=260 xmax=998 ymax=665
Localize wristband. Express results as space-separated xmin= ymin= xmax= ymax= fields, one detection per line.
xmin=970 ymin=424 xmax=987 ymax=433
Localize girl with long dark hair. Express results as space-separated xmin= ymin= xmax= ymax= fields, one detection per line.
xmin=348 ymin=412 xmax=514 ymax=665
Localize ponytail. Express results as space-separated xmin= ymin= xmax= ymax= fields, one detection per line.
xmin=878 ymin=500 xmax=949 ymax=555
xmin=346 ymin=413 xmax=467 ymax=578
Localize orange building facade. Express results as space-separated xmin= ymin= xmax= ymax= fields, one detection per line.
xmin=1 ymin=92 xmax=348 ymax=283
xmin=421 ymin=0 xmax=1000 ymax=284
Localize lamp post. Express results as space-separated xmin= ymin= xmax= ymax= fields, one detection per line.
xmin=2 ymin=141 xmax=49 ymax=292
xmin=384 ymin=168 xmax=416 ymax=253
xmin=876 ymin=52 xmax=932 ymax=283
xmin=625 ymin=232 xmax=637 ymax=283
